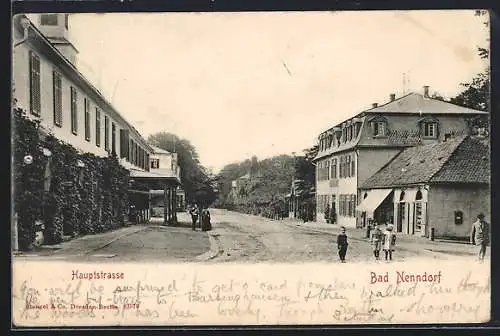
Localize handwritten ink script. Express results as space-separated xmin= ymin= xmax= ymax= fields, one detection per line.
xmin=12 ymin=262 xmax=490 ymax=326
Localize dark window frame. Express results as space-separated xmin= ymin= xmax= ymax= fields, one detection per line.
xmin=84 ymin=98 xmax=91 ymax=141
xmin=52 ymin=70 xmax=62 ymax=126
xmin=70 ymin=86 xmax=78 ymax=135
xmin=29 ymin=51 xmax=41 ymax=116
xmin=95 ymin=108 xmax=101 ymax=147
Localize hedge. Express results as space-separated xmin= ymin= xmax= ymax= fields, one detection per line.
xmin=13 ymin=108 xmax=130 ymax=251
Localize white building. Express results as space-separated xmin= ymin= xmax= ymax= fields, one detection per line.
xmin=12 ymin=13 xmax=152 ymax=172
xmin=12 ymin=13 xmax=182 ymax=227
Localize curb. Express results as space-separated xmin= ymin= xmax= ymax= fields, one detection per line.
xmin=196 ymin=231 xmax=223 ymax=261
xmin=52 ymin=226 xmax=150 ymax=256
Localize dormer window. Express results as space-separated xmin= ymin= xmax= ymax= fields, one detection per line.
xmin=373 ymin=121 xmax=386 ymax=137
xmin=419 ymin=117 xmax=440 ymax=139
xmin=41 ymin=14 xmax=58 ymax=26
xmin=423 ymin=122 xmax=438 ymax=138
xmin=369 ymin=116 xmax=388 ymax=137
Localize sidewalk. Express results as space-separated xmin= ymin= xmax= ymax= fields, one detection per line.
xmin=283 ymin=218 xmax=477 ymax=258
xmin=14 ymin=223 xmax=150 ymax=257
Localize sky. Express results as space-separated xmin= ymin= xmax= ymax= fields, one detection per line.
xmin=63 ymin=10 xmax=488 ymax=172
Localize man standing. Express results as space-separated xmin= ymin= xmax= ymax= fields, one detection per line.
xmin=189 ymin=204 xmax=199 ymax=231
xmin=470 ymin=213 xmax=490 ymax=262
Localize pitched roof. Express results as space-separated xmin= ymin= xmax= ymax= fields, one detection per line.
xmin=365 ymin=93 xmax=488 ymax=115
xmin=150 ymin=145 xmax=172 ymax=154
xmin=360 ymin=136 xmax=490 ymax=189
xmin=431 ymin=137 xmax=490 ymax=184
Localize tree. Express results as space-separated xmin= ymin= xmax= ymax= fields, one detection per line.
xmin=148 ymin=132 xmax=216 ymax=206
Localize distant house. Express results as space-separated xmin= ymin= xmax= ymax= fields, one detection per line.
xmin=358 ymin=136 xmax=490 ymax=239
xmin=312 ymin=86 xmax=488 ymax=228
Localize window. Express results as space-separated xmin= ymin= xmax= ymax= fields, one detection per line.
xmin=70 ymin=87 xmax=78 ymax=134
xmin=346 ymin=155 xmax=351 ymax=177
xmin=52 ymin=71 xmax=62 ymax=126
xmin=84 ymin=98 xmax=91 ymax=141
xmin=29 ymin=52 xmax=41 ymax=116
xmin=145 ymin=153 xmax=150 ymax=172
xmin=104 ymin=116 xmax=109 ymax=151
xmin=111 ymin=123 xmax=116 ymax=154
xmin=331 ymin=158 xmax=337 ymax=179
xmin=120 ymin=129 xmax=130 ymax=159
xmin=95 ymin=108 xmax=101 ymax=147
xmin=41 ymin=14 xmax=58 ymax=26
xmin=351 ymin=154 xmax=356 ymax=177
xmin=326 ymin=160 xmax=330 ymax=180
xmin=423 ymin=122 xmax=438 ymax=138
xmin=64 ymin=14 xmax=69 ymax=29
xmin=348 ymin=126 xmax=353 ymax=141
xmin=151 ymin=158 xmax=160 ymax=169
xmin=374 ymin=121 xmax=386 ymax=137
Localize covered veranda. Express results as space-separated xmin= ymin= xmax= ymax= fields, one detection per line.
xmin=129 ymin=169 xmax=182 ymax=225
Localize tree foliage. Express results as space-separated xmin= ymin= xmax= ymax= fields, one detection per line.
xmin=147 ymin=132 xmax=216 ymax=206
xmin=13 ymin=108 xmax=130 ymax=251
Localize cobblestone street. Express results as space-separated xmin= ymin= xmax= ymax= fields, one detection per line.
xmin=14 ymin=209 xmax=485 ymax=264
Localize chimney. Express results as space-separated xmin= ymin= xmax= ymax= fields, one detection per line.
xmin=423 ymin=85 xmax=430 ymax=98
xmin=390 ymin=93 xmax=396 ymax=102
xmin=372 ymin=103 xmax=378 ymax=108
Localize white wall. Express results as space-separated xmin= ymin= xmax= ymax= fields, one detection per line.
xmin=12 ymin=37 xmax=150 ymax=171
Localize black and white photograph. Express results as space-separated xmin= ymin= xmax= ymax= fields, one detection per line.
xmin=11 ymin=10 xmax=491 ymax=326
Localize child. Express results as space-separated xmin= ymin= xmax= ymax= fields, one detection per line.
xmin=383 ymin=224 xmax=396 ymax=261
xmin=370 ymin=223 xmax=383 ymax=260
xmin=337 ymin=226 xmax=349 ymax=263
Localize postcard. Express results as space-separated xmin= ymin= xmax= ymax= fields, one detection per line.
xmin=11 ymin=10 xmax=491 ymax=326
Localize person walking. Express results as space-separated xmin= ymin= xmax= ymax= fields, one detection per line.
xmin=370 ymin=223 xmax=383 ymax=261
xmin=470 ymin=213 xmax=490 ymax=262
xmin=382 ymin=224 xmax=396 ymax=261
xmin=201 ymin=207 xmax=212 ymax=231
xmin=337 ymin=226 xmax=349 ymax=263
xmin=189 ymin=204 xmax=199 ymax=231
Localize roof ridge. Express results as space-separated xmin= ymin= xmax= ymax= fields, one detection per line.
xmin=364 ymin=92 xmax=416 ymax=112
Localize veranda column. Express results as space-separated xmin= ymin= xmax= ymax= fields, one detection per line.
xmin=172 ymin=187 xmax=177 ymax=224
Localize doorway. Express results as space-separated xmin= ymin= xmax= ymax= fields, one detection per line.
xmin=397 ymin=202 xmax=405 ymax=233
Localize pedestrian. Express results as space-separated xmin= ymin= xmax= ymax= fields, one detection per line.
xmin=201 ymin=207 xmax=212 ymax=231
xmin=470 ymin=213 xmax=490 ymax=262
xmin=370 ymin=223 xmax=383 ymax=260
xmin=189 ymin=204 xmax=199 ymax=231
xmin=337 ymin=226 xmax=349 ymax=263
xmin=382 ymin=224 xmax=396 ymax=261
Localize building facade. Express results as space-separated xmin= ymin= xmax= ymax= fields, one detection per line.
xmin=312 ymin=87 xmax=488 ymax=228
xmin=12 ymin=13 xmax=181 ymax=228
xmin=13 ymin=14 xmax=153 ymax=172
xmin=358 ymin=136 xmax=490 ymax=238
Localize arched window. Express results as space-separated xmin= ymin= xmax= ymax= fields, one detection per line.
xmin=415 ymin=190 xmax=423 ymax=201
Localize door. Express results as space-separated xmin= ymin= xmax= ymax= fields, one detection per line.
xmin=397 ymin=202 xmax=405 ymax=233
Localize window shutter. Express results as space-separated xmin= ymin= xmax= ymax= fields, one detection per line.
xmin=120 ymin=129 xmax=129 ymax=159
xmin=351 ymin=155 xmax=356 ymax=177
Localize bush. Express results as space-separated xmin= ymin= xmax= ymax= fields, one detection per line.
xmin=13 ymin=108 xmax=131 ymax=250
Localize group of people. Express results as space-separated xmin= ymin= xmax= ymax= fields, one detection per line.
xmin=335 ymin=223 xmax=397 ymax=263
xmin=335 ymin=213 xmax=490 ymax=263
xmin=189 ymin=204 xmax=212 ymax=231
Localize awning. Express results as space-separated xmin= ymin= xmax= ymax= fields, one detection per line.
xmin=357 ymin=189 xmax=393 ymax=216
